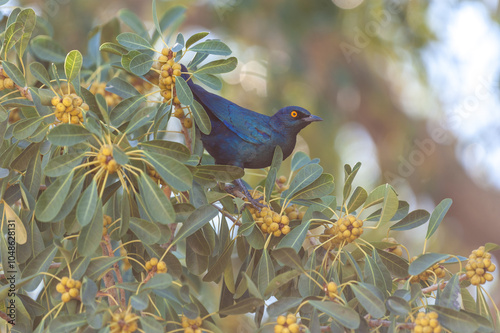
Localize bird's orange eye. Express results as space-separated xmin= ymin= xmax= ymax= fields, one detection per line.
xmin=291 ymin=111 xmax=298 ymax=118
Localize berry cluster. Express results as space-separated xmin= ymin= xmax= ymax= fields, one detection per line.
xmin=51 ymin=94 xmax=88 ymax=124
xmin=145 ymin=257 xmax=167 ymax=274
xmin=181 ymin=315 xmax=202 ymax=333
xmin=465 ymin=246 xmax=496 ymax=285
xmin=410 ymin=257 xmax=446 ymax=283
xmin=158 ymin=47 xmax=182 ymax=105
xmin=413 ymin=312 xmax=442 ymax=333
xmin=276 ymin=175 xmax=289 ymax=192
xmin=147 ymin=165 xmax=166 ymax=186
xmin=97 ymin=145 xmax=119 ymax=174
xmin=284 ymin=204 xmax=305 ymax=221
xmin=109 ymin=310 xmax=139 ymax=333
xmin=251 ymin=206 xmax=291 ymax=237
xmin=274 ymin=313 xmax=300 ymax=333
xmin=102 ymin=214 xmax=112 ymax=236
xmin=89 ymin=82 xmax=121 ymax=108
xmin=56 ymin=276 xmax=82 ymax=303
xmin=324 ymin=281 xmax=338 ymax=300
xmin=173 ymin=105 xmax=193 ymax=128
xmin=0 ymin=67 xmax=14 ymax=90
xmin=321 ymin=215 xmax=364 ymax=249
xmin=382 ymin=237 xmax=403 ymax=256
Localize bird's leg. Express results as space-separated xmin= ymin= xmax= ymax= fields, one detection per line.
xmin=233 ymin=178 xmax=266 ymax=211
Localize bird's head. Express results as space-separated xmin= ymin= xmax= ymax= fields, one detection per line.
xmin=272 ymin=106 xmax=322 ymax=133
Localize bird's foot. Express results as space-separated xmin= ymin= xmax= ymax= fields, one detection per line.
xmin=233 ymin=179 xmax=267 ymax=212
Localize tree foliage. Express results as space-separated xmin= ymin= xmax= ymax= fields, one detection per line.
xmin=0 ymin=2 xmax=498 ymax=333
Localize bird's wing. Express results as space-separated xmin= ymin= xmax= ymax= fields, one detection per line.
xmin=190 ymin=83 xmax=272 ymax=144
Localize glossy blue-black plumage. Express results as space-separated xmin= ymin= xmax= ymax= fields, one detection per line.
xmin=182 ymin=67 xmax=322 ymax=169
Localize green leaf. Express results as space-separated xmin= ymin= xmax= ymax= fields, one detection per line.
xmin=264 ymin=270 xmax=301 ymax=298
xmin=291 ymin=151 xmax=310 ymax=171
xmin=343 ymin=162 xmax=361 ymax=200
xmin=2 ymin=60 xmax=26 ymax=87
xmin=186 ymin=32 xmax=209 ymax=48
xmin=436 ymin=274 xmax=461 ymax=311
xmin=29 ymin=62 xmax=52 ymax=87
xmin=139 ymin=317 xmax=164 ymax=332
xmin=364 ymin=184 xmax=398 ymax=223
xmin=171 ymin=204 xmax=218 ymax=247
xmin=309 ymin=301 xmax=360 ymax=329
xmin=116 ymin=32 xmax=152 ymax=50
xmin=218 ymin=298 xmax=264 ymax=315
xmin=110 ymin=95 xmax=145 ymax=127
xmin=390 ymin=209 xmax=430 ymax=231
xmin=190 ymin=100 xmax=211 ymax=134
xmin=426 ymin=198 xmax=452 ymax=239
xmin=125 ymin=105 xmax=157 ymax=133
xmin=138 ymin=173 xmax=175 ymax=225
xmin=143 ymin=151 xmax=193 ymax=191
xmin=430 ymin=305 xmax=479 ymax=333
xmin=118 ymin=9 xmax=148 ymax=38
xmin=129 ymin=217 xmax=161 ymax=244
xmin=140 ymin=140 xmax=190 ymax=161
xmin=151 ymin=5 xmax=185 ymax=44
xmin=193 ymin=73 xmax=222 ymax=90
xmin=76 ymin=180 xmax=98 ymax=227
xmin=271 ymin=247 xmax=304 ymax=272
xmin=376 ymin=249 xmax=409 ymax=279
xmin=44 ymin=153 xmax=84 ymax=177
xmin=270 ymin=145 xmax=283 ymax=174
xmin=203 ymin=239 xmax=235 ymax=282
xmin=282 ymin=164 xmax=323 ymax=199
xmin=15 ymin=8 xmax=36 ymax=57
xmin=22 ymin=245 xmax=57 ymax=291
xmin=35 ymin=170 xmax=74 ymax=222
xmin=346 ymin=186 xmax=367 ymax=214
xmin=13 ymin=117 xmax=44 ymax=140
xmin=484 ymin=242 xmax=500 ymax=253
xmin=129 ymin=53 xmax=154 ymax=76
xmin=2 ymin=21 xmax=23 ymax=55
xmin=195 ymin=165 xmax=244 ymax=182
xmin=351 ymin=283 xmax=386 ymax=318
xmin=265 ymin=168 xmax=277 ymax=203
xmin=106 ymin=77 xmax=140 ymax=99
xmin=292 ymin=173 xmax=335 ymax=200
xmin=385 ymin=296 xmax=410 ymax=316
xmin=30 ymin=35 xmax=65 ymax=63
xmin=77 ymin=200 xmax=103 ymax=256
xmin=99 ymin=42 xmax=128 ymax=55
xmin=195 ymin=57 xmax=237 ymax=74
xmin=48 ymin=124 xmax=91 ymax=146
xmin=277 ymin=221 xmax=311 ymax=253
xmin=64 ymin=50 xmax=82 ymax=83
xmin=190 ymin=40 xmax=232 ymax=55
xmin=175 ymin=76 xmax=194 ymax=105
xmin=408 ymin=253 xmax=449 ymax=276
xmin=257 ymin=250 xmax=274 ymax=296
xmin=47 ymin=314 xmax=87 ymax=332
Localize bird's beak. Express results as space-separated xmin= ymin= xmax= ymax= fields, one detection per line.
xmin=303 ymin=115 xmax=323 ymax=122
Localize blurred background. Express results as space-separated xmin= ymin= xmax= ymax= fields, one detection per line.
xmin=14 ymin=0 xmax=500 ymax=306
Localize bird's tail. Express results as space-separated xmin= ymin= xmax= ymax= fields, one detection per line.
xmin=180 ymin=64 xmax=195 ymax=88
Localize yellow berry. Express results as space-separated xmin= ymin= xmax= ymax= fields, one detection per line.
xmin=281 ymin=225 xmax=291 ymax=234
xmin=288 ymin=323 xmax=300 ymax=333
xmin=273 ymin=230 xmax=282 ymax=237
xmin=56 ymin=283 xmax=66 ymax=293
xmin=69 ymin=288 xmax=79 ymax=298
xmin=61 ymin=292 xmax=71 ymax=303
xmin=61 ymin=276 xmax=69 ymax=285
xmin=183 ymin=118 xmax=193 ymax=128
xmin=51 ymin=96 xmax=60 ymax=106
xmin=4 ymin=78 xmax=14 ymax=89
xmin=150 ymin=257 xmax=159 ymax=266
xmin=157 ymin=261 xmax=167 ymax=273
xmin=75 ymin=280 xmax=82 ymax=289
xmin=66 ymin=278 xmax=75 ymax=288
xmin=277 ymin=315 xmax=286 ymax=325
xmin=62 ymin=96 xmax=72 ymax=106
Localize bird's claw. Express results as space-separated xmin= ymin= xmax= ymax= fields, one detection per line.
xmin=245 ymin=195 xmax=266 ymax=212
